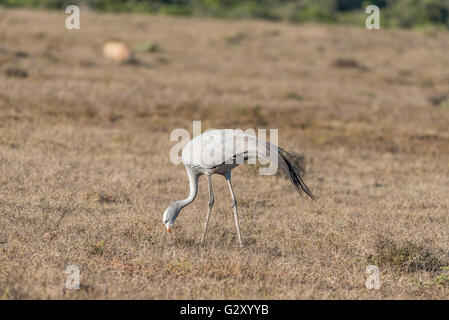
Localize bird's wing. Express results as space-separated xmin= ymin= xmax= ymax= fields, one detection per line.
xmin=181 ymin=129 xmax=273 ymax=168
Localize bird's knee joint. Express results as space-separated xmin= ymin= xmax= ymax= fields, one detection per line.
xmin=231 ymin=200 xmax=237 ymax=209
xmin=209 ymin=196 xmax=215 ymax=207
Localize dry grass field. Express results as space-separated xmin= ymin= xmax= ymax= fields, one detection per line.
xmin=0 ymin=8 xmax=449 ymax=299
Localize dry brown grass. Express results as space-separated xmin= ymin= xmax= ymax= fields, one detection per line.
xmin=0 ymin=8 xmax=449 ymax=299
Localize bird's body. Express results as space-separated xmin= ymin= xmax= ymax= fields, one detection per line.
xmin=182 ymin=129 xmax=242 ymax=174
xmin=163 ymin=129 xmax=315 ymax=246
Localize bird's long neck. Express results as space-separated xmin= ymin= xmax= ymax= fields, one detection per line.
xmin=177 ymin=165 xmax=199 ymax=209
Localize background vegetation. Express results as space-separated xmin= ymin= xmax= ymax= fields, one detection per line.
xmin=1 ymin=0 xmax=449 ymax=29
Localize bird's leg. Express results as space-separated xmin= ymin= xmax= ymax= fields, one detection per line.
xmin=225 ymin=173 xmax=243 ymax=247
xmin=201 ymin=174 xmax=214 ymax=244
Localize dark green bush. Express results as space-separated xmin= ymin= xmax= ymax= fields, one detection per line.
xmin=385 ymin=0 xmax=449 ymax=28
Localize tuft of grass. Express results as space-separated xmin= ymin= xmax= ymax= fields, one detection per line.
xmin=82 ymin=191 xmax=130 ymax=204
xmin=359 ymin=90 xmax=376 ymax=98
xmin=421 ymin=78 xmax=435 ymax=88
xmin=5 ymin=67 xmax=28 ymax=78
xmin=251 ymin=105 xmax=268 ymax=126
xmin=368 ymin=236 xmax=447 ymax=273
xmin=428 ymin=93 xmax=449 ymax=106
xmin=89 ymin=240 xmax=105 ymax=256
xmin=13 ymin=51 xmax=28 ymax=58
xmin=432 ymin=274 xmax=449 ymax=286
xmin=169 ymin=258 xmax=192 ymax=277
xmin=225 ymin=32 xmax=247 ymax=46
xmin=398 ymin=69 xmax=413 ymax=77
xmin=1 ymin=287 xmax=13 ymax=300
xmin=95 ymin=193 xmax=119 ymax=204
xmin=40 ymin=52 xmax=59 ymax=63
xmin=284 ymin=92 xmax=304 ymax=101
xmin=440 ymin=99 xmax=449 ymax=109
xmin=229 ymin=105 xmax=268 ymax=126
xmin=0 ymin=139 xmax=19 ymax=148
xmin=332 ymin=58 xmax=368 ymax=71
xmin=133 ymin=42 xmax=163 ymax=53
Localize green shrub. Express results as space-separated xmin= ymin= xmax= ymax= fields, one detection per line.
xmin=385 ymin=0 xmax=449 ymax=28
xmin=159 ymin=4 xmax=192 ymax=15
xmin=294 ymin=6 xmax=336 ymax=23
xmin=286 ymin=0 xmax=337 ymax=23
xmin=221 ymin=1 xmax=280 ymax=20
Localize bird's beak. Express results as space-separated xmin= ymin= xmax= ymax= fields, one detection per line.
xmin=166 ymin=226 xmax=171 ymax=234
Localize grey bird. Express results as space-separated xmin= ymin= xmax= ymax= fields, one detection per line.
xmin=163 ymin=129 xmax=316 ymax=246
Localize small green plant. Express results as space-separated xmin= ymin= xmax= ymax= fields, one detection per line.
xmin=133 ymin=42 xmax=163 ymax=53
xmin=432 ymin=274 xmax=449 ymax=285
xmin=89 ymin=240 xmax=105 ymax=255
xmin=1 ymin=287 xmax=12 ymax=300
xmin=440 ymin=99 xmax=449 ymax=109
xmin=284 ymin=92 xmax=304 ymax=101
xmin=409 ymin=278 xmax=423 ymax=286
xmin=169 ymin=258 xmax=192 ymax=277
xmin=225 ymin=32 xmax=247 ymax=46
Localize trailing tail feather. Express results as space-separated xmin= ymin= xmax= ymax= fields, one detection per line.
xmin=278 ymin=148 xmax=316 ymax=201
xmin=228 ymin=133 xmax=316 ymax=201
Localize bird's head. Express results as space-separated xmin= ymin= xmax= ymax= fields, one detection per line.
xmin=163 ymin=202 xmax=182 ymax=233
